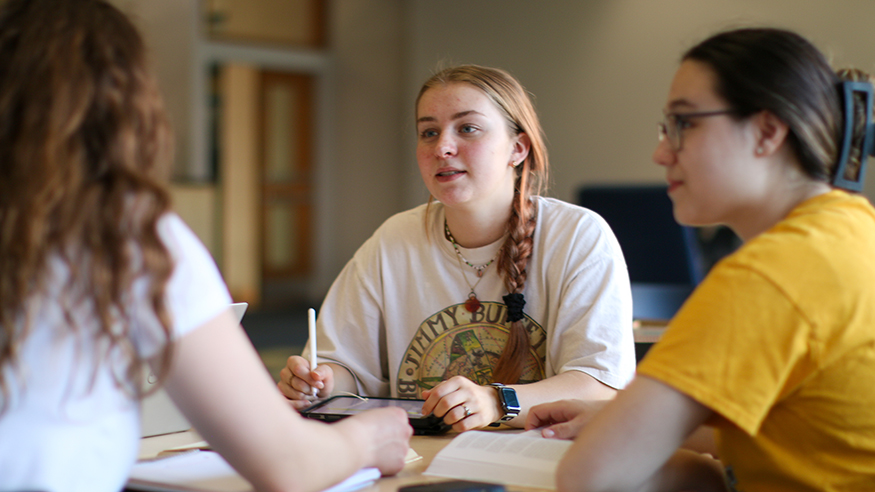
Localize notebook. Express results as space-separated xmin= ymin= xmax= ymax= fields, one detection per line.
xmin=140 ymin=302 xmax=248 ymax=437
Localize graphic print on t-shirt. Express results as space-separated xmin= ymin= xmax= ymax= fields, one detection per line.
xmin=396 ymin=301 xmax=547 ymax=398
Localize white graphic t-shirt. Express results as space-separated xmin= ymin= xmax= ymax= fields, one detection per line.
xmin=307 ymin=197 xmax=636 ymax=397
xmin=397 ymin=302 xmax=547 ymax=397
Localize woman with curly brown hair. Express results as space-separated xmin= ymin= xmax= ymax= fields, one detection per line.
xmin=280 ymin=65 xmax=636 ymax=432
xmin=0 ymin=1 xmax=411 ymax=491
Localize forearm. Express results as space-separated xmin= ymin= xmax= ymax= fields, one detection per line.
xmin=555 ymin=376 xmax=713 ymax=492
xmin=559 ymin=449 xmax=727 ymax=492
xmin=207 ymin=395 xmax=369 ymax=492
xmin=166 ymin=311 xmax=374 ymax=492
xmin=505 ymin=370 xmax=616 ymax=426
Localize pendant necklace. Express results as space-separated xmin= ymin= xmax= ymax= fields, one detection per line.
xmin=445 ymin=220 xmax=498 ymax=313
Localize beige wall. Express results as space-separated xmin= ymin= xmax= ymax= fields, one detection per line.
xmin=404 ymin=0 xmax=875 ymax=209
xmin=121 ymin=0 xmax=875 ymax=301
xmin=111 ymin=0 xmax=197 ymax=180
xmin=169 ymin=184 xmax=219 ymax=259
xmin=328 ymin=0 xmax=406 ymax=278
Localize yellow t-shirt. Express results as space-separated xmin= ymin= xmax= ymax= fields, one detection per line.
xmin=637 ymin=190 xmax=875 ymax=491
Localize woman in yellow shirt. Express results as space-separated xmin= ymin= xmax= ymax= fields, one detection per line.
xmin=528 ymin=28 xmax=875 ymax=491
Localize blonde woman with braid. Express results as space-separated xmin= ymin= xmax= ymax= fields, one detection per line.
xmin=0 ymin=1 xmax=412 ymax=490
xmin=280 ymin=65 xmax=636 ymax=431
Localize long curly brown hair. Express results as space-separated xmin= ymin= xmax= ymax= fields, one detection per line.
xmin=417 ymin=65 xmax=549 ymax=384
xmin=0 ymin=0 xmax=174 ymax=409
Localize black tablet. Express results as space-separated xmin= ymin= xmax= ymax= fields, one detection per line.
xmin=300 ymin=395 xmax=451 ymax=435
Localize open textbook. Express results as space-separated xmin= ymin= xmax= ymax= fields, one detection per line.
xmin=424 ymin=430 xmax=572 ymax=490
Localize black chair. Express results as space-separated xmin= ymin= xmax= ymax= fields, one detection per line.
xmin=577 ymin=184 xmax=708 ymax=321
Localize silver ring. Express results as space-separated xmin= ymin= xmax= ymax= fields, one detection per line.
xmin=463 ymin=405 xmax=472 ymax=418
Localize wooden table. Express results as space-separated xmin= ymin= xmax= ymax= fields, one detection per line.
xmin=134 ymin=429 xmax=499 ymax=492
xmin=362 ymin=433 xmax=461 ymax=491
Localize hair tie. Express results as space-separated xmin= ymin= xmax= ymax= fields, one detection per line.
xmin=503 ymin=293 xmax=526 ymax=323
xmin=833 ymin=80 xmax=874 ymax=192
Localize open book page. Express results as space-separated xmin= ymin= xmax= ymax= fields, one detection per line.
xmin=128 ymin=450 xmax=380 ymax=492
xmin=424 ymin=430 xmax=572 ymax=490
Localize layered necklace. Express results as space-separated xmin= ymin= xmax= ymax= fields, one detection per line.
xmin=445 ymin=220 xmax=498 ymax=313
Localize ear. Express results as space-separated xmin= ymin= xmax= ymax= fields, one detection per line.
xmin=752 ymin=110 xmax=790 ymax=157
xmin=510 ymin=132 xmax=532 ymax=166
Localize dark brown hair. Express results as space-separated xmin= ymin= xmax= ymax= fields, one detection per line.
xmin=683 ymin=28 xmax=872 ymax=185
xmin=835 ymin=68 xmax=874 ymax=183
xmin=0 ymin=0 xmax=174 ymax=408
xmin=416 ymin=65 xmax=549 ymax=383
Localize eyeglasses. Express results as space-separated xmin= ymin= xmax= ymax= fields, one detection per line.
xmin=657 ymin=110 xmax=736 ymax=151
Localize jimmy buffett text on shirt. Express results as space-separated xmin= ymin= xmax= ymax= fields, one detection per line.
xmin=396 ymin=301 xmax=547 ymax=398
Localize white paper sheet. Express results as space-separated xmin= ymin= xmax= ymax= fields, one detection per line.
xmin=128 ymin=450 xmax=380 ymax=492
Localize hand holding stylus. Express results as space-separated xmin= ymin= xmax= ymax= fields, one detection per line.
xmin=278 ymin=355 xmax=335 ymax=409
xmin=276 ymin=308 xmax=335 ymax=408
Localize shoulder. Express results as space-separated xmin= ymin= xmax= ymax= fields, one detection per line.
xmin=533 ymin=196 xmax=622 ymax=256
xmin=736 ymin=191 xmax=875 ymax=268
xmin=708 ymin=191 xmax=875 ymax=308
xmin=155 ymin=212 xmax=224 ymax=286
xmin=535 ymin=196 xmax=613 ymax=231
xmin=156 ymin=213 xmax=206 ymax=258
xmin=154 ymin=213 xmax=227 ymax=277
xmin=146 ymin=212 xmax=231 ymax=339
xmin=372 ymin=203 xmax=431 ymax=237
xmin=353 ymin=203 xmax=434 ymax=259
xmin=157 ymin=212 xmax=195 ymax=236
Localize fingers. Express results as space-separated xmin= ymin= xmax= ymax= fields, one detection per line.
xmin=343 ymin=407 xmax=413 ymax=477
xmin=374 ymin=407 xmax=414 ymax=475
xmin=276 ymin=355 xmax=329 ymax=400
xmin=539 ymin=420 xmax=583 ymax=440
xmin=420 ymin=388 xmax=438 ymax=416
xmin=421 ymin=377 xmax=461 ymax=418
xmin=526 ymin=399 xmax=588 ymax=427
xmin=421 ymin=376 xmax=496 ymax=432
xmin=525 ymin=400 xmax=594 ymax=439
xmin=525 ymin=401 xmax=562 ymax=430
xmin=286 ymin=398 xmax=315 ymax=411
xmin=421 ymin=375 xmax=469 ymax=415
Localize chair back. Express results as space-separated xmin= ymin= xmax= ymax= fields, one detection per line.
xmin=577 ymin=184 xmax=705 ymax=319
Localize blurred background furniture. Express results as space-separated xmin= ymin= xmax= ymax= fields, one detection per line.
xmin=577 ymin=184 xmax=740 ymax=360
xmin=578 ymin=184 xmax=703 ymax=319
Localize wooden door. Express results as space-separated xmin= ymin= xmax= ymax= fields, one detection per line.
xmin=260 ymin=72 xmax=314 ymax=282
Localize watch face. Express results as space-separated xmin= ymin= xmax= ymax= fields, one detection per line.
xmin=499 ymin=387 xmax=521 ymax=412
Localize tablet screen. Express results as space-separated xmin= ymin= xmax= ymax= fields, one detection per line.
xmin=308 ymin=396 xmax=427 ymax=418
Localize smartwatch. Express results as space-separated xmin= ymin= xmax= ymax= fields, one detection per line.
xmin=489 ymin=383 xmax=521 ymax=422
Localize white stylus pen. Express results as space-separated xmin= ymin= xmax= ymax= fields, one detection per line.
xmin=308 ymin=308 xmax=318 ymax=397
